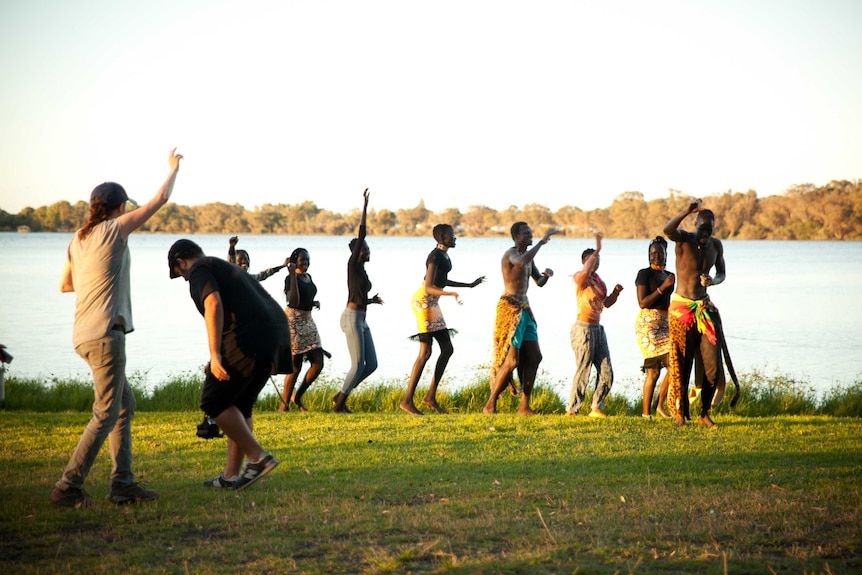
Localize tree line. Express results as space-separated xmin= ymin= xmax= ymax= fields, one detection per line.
xmin=2 ymin=180 xmax=860 ymax=240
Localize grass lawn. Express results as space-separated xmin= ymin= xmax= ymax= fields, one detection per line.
xmin=1 ymin=409 xmax=860 ymax=574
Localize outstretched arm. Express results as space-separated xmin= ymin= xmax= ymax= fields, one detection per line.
xmin=447 ymin=276 xmax=486 ymax=289
xmin=118 ymin=148 xmax=182 ymax=239
xmin=512 ymin=228 xmax=559 ymax=268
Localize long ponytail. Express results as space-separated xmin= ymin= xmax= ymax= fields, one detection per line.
xmin=78 ymin=198 xmax=111 ymax=240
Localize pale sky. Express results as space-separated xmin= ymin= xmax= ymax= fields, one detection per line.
xmin=1 ymin=0 xmax=860 ymax=215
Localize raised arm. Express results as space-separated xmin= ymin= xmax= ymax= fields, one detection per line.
xmin=351 ymin=188 xmax=370 ymax=259
xmin=228 ymin=236 xmax=238 ymax=264
xmin=574 ymin=233 xmax=602 ymax=289
xmin=286 ymin=261 xmax=301 ymax=308
xmin=118 ymin=148 xmax=183 ymax=239
xmin=663 ymin=199 xmax=701 ymax=241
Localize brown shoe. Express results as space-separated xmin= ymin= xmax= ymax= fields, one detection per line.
xmin=51 ymin=486 xmax=95 ymax=508
xmin=108 ymin=482 xmax=158 ymax=505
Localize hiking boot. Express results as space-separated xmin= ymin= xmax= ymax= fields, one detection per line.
xmin=51 ymin=486 xmax=95 ymax=508
xmin=107 ymin=482 xmax=159 ymax=504
xmin=234 ymin=452 xmax=279 ymax=490
xmin=203 ymin=473 xmax=238 ymax=489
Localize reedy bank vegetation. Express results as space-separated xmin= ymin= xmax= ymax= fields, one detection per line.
xmin=3 ymin=179 xmax=860 ymax=239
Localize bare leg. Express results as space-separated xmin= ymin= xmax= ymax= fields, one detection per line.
xmin=642 ymin=368 xmax=659 ymax=416
xmin=401 ymin=341 xmax=431 ymax=415
xmin=293 ymin=351 xmax=323 ymax=411
xmin=516 ymin=341 xmax=541 ymax=415
xmin=213 ymin=407 xmax=265 ymax=474
xmin=484 ymin=346 xmax=518 ymax=414
xmin=280 ymin=370 xmax=298 ymax=412
xmin=422 ymin=333 xmax=452 ymax=413
xmin=655 ymin=369 xmax=671 ymax=419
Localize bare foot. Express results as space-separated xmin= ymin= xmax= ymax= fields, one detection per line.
xmin=517 ymin=408 xmax=537 ymax=416
xmin=656 ymin=406 xmax=671 ymax=419
xmin=483 ymin=404 xmax=497 ymax=415
xmin=698 ymin=415 xmax=718 ymax=429
xmin=507 ymin=379 xmax=520 ymax=396
xmin=421 ymin=398 xmax=448 ymax=414
xmin=674 ymin=415 xmax=685 ymax=427
xmin=399 ymin=401 xmax=423 ymax=416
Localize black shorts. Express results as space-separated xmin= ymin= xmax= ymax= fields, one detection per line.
xmin=200 ymin=348 xmax=272 ymax=419
xmin=642 ymin=353 xmax=668 ymax=371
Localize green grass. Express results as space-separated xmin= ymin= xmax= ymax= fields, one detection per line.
xmin=1 ymin=373 xmax=860 ymax=574
xmin=3 ymin=369 xmax=860 ymax=417
xmin=2 ymin=411 xmax=860 ymax=574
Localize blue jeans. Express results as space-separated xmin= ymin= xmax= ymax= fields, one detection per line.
xmin=57 ymin=332 xmax=136 ymax=489
xmin=567 ymin=321 xmax=614 ymax=414
xmin=340 ymin=308 xmax=378 ymax=395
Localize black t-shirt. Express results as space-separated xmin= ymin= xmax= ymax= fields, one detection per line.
xmin=346 ymin=225 xmax=372 ymax=306
xmin=188 ymin=256 xmax=290 ymax=361
xmin=284 ymin=272 xmax=318 ymax=311
xmin=635 ymin=267 xmax=672 ymax=310
xmin=426 ymin=248 xmax=452 ymax=288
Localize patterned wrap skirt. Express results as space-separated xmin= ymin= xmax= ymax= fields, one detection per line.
xmin=635 ymin=308 xmax=669 ymax=360
xmin=411 ymin=285 xmax=448 ymax=335
xmin=285 ymin=307 xmax=322 ymax=356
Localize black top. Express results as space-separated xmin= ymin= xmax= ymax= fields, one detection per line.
xmin=426 ymin=248 xmax=452 ymax=288
xmin=188 ymin=256 xmax=290 ymax=362
xmin=635 ymin=267 xmax=672 ymax=310
xmin=285 ymin=272 xmax=318 ymax=311
xmin=346 ymin=224 xmax=372 ymax=307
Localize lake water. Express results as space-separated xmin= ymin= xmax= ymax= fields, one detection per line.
xmin=1 ymin=233 xmax=860 ymax=402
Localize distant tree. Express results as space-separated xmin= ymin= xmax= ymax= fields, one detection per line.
xmin=397 ymin=200 xmax=432 ymax=235
xmin=9 ymin=180 xmax=861 ymax=239
xmin=462 ymin=205 xmax=496 ymax=236
xmin=608 ymin=192 xmax=648 ymax=238
xmin=435 ymin=207 xmax=463 ymax=232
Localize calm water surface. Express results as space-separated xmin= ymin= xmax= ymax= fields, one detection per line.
xmin=1 ymin=233 xmax=860 ymax=401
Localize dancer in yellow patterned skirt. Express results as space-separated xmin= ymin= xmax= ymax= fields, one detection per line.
xmin=663 ymin=199 xmax=727 ymax=428
xmin=400 ymin=224 xmax=485 ymax=415
xmin=635 ymin=236 xmax=676 ymax=419
xmin=484 ymin=222 xmax=559 ymax=415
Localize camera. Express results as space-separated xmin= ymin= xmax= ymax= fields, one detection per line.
xmin=196 ymin=415 xmax=223 ymax=439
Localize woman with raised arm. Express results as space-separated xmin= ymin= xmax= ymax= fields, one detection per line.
xmin=333 ymin=189 xmax=383 ymax=413
xmin=400 ymin=224 xmax=485 ymax=415
xmin=635 ymin=236 xmax=676 ymax=419
xmin=53 ymin=148 xmax=182 ymax=507
xmin=280 ymin=247 xmax=327 ymax=412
